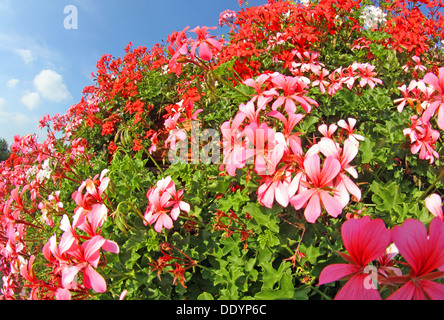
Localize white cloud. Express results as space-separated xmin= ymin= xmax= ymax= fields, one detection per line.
xmin=6 ymin=78 xmax=19 ymax=89
xmin=33 ymin=69 xmax=71 ymax=102
xmin=15 ymin=49 xmax=36 ymax=64
xmin=20 ymin=91 xmax=41 ymax=110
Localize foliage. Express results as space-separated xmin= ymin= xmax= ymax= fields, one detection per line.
xmin=0 ymin=138 xmax=10 ymax=162
xmin=1 ymin=0 xmax=444 ymax=300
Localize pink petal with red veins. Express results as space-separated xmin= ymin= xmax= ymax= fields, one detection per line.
xmin=317 ymin=263 xmax=360 ymax=285
xmin=419 ymin=279 xmax=444 ymax=300
xmin=392 ymin=218 xmax=429 ymax=274
xmin=334 ymin=273 xmax=382 ymax=300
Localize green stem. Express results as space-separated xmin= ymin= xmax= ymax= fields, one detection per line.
xmin=211 ymin=72 xmax=250 ymax=99
xmin=142 ymin=146 xmax=164 ymax=176
xmin=310 ymin=285 xmax=332 ymax=300
xmin=418 ymin=167 xmax=444 ymax=201
xmin=181 ymin=214 xmax=205 ymax=227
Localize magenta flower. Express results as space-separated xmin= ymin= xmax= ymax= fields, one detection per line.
xmin=164 ymin=113 xmax=187 ymax=151
xmin=318 ymin=216 xmax=392 ymax=300
xmin=290 ymin=154 xmax=342 ymax=223
xmin=312 ymin=68 xmax=330 ymax=94
xmin=144 ymin=186 xmax=175 ymax=233
xmin=387 ymin=218 xmax=444 ymax=300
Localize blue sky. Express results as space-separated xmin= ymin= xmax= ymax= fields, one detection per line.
xmin=0 ymin=0 xmax=268 ymax=145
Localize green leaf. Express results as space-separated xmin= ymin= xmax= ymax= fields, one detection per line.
xmin=197 ymin=292 xmax=214 ymax=300
xmin=243 ymin=202 xmax=279 ymax=233
xmin=359 ymin=137 xmax=375 ymax=164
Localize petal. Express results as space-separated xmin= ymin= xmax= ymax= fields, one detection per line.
xmin=197 ymin=42 xmax=212 ymax=61
xmin=62 ymin=265 xmax=81 ymax=288
xmin=82 ymin=235 xmax=106 ymax=265
xmin=83 ymin=264 xmax=107 ymax=293
xmin=304 ymin=192 xmax=321 ymax=223
xmin=55 ymin=288 xmax=71 ymax=300
xmin=437 ymin=103 xmax=444 ymax=131
xmin=425 ymin=193 xmax=444 ymax=219
xmin=320 ymin=191 xmax=343 ymax=218
xmin=339 ymin=173 xmax=361 ymax=201
xmin=419 ymin=279 xmax=444 ymax=300
xmin=318 ymin=137 xmax=339 ymax=159
xmin=290 ymin=189 xmax=315 ymax=210
xmin=342 ymin=138 xmax=359 ymax=164
xmin=102 ymin=239 xmax=120 ymax=254
xmin=304 ymin=154 xmax=321 ymax=185
xmin=179 ymin=201 xmax=190 ymax=213
xmin=386 ymin=281 xmax=417 ymax=300
xmin=275 ymin=181 xmax=290 ymax=207
xmin=427 ymin=217 xmax=444 ymax=271
xmin=392 ymin=219 xmax=429 ymax=274
xmin=334 ymin=273 xmax=382 ymax=300
xmin=319 ymin=156 xmax=341 ymax=186
xmin=341 ymin=217 xmax=391 ymax=267
xmin=318 ymin=263 xmax=360 ymax=285
xmin=260 ymin=181 xmax=277 ymax=209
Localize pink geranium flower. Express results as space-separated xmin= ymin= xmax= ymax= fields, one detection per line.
xmin=164 ymin=112 xmax=187 ymax=150
xmin=355 ymin=62 xmax=383 ymax=89
xmin=257 ymin=169 xmax=300 ymax=208
xmin=269 ymin=73 xmax=318 ymax=114
xmin=268 ymin=110 xmax=304 ymax=155
xmin=62 ymin=235 xmax=119 ymax=293
xmin=144 ymin=176 xmax=190 ymax=233
xmin=403 ymin=115 xmax=440 ymax=164
xmin=318 ymin=137 xmax=361 ymax=207
xmin=387 ymin=218 xmax=444 ymax=300
xmin=318 ymin=216 xmax=392 ymax=300
xmin=189 ymin=26 xmax=222 ymax=61
xmin=337 ymin=118 xmax=365 ymax=145
xmin=290 ymin=154 xmax=342 ymax=223
xmin=422 ymin=67 xmax=444 ymax=130
xmin=243 ymin=74 xmax=275 ymax=110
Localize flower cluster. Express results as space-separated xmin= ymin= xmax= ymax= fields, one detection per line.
xmin=1 ymin=0 xmax=444 ymax=301
xmin=21 ymin=170 xmax=119 ymax=299
xmin=144 ymin=176 xmax=190 ymax=233
xmin=396 ymin=67 xmax=444 ymax=163
xmin=220 ymin=69 xmax=364 ymax=223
